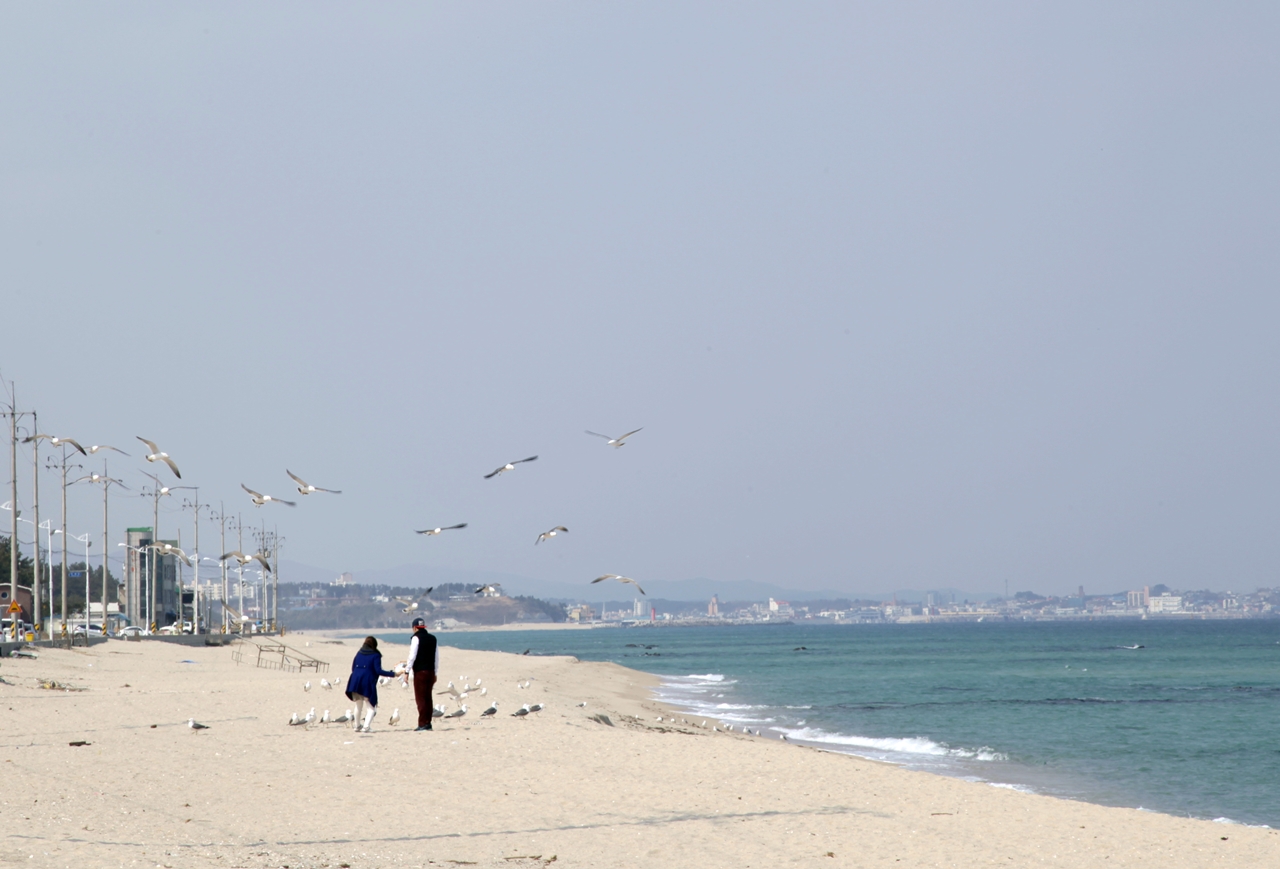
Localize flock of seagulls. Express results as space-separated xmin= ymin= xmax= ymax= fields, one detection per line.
xmin=411 ymin=429 xmax=649 ymax=596
xmin=288 ymin=668 xmax=552 ymax=732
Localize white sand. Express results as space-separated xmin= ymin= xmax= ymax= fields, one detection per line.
xmin=1 ymin=637 xmax=1276 ymax=869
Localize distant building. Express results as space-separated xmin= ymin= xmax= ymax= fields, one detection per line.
xmin=632 ymin=598 xmax=645 ymax=618
xmin=331 ymin=572 xmax=354 ymax=586
xmin=1147 ymin=594 xmax=1183 ymax=613
xmin=1126 ymin=590 xmax=1145 ymax=609
xmin=708 ymin=594 xmax=719 ymax=617
xmin=567 ymin=604 xmax=597 ymax=622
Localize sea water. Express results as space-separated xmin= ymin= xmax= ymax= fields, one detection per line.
xmin=440 ymin=620 xmax=1280 ymax=827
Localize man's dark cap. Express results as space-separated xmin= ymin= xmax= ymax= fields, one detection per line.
xmin=412 ymin=617 xmax=426 ymax=628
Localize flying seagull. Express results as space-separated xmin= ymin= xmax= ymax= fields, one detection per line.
xmin=286 ymin=470 xmax=341 ymax=496
xmin=241 ymin=483 xmax=296 ymax=508
xmin=141 ymin=471 xmax=189 ymax=498
xmin=147 ymin=542 xmax=192 ymax=567
xmin=592 ymin=574 xmax=646 ymax=595
xmin=86 ymin=444 xmax=128 ymax=455
xmin=22 ymin=434 xmax=87 ymax=455
xmin=220 ymin=551 xmax=273 ymax=572
xmin=395 ymin=597 xmax=420 ymax=613
xmin=536 ymin=526 xmax=568 ymax=545
xmin=474 ymin=584 xmax=502 ymax=595
xmin=187 ymin=718 xmax=209 ymax=730
xmin=484 ymin=456 xmax=538 ymax=479
xmin=416 ymin=524 xmax=467 ymax=536
xmin=585 ymin=428 xmax=643 ymax=448
xmin=136 ymin=437 xmax=181 ymax=477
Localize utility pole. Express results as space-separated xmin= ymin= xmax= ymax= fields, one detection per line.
xmin=30 ymin=409 xmax=40 ymax=637
xmin=7 ymin=381 xmax=16 ymax=630
xmin=46 ymin=444 xmax=82 ymax=639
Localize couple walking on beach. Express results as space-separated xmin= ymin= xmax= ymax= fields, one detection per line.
xmin=344 ymin=617 xmax=439 ymax=732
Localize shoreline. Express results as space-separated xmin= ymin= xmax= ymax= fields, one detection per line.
xmin=1 ymin=638 xmax=1276 ymax=868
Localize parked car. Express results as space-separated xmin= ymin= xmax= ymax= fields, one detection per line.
xmin=116 ymin=625 xmax=148 ymax=638
xmin=71 ymin=623 xmax=104 ymax=635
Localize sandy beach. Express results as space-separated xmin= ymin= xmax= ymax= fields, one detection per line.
xmin=1 ymin=636 xmax=1276 ymax=869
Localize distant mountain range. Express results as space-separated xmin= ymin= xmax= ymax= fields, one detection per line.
xmin=279 ymin=560 xmax=1000 ymax=604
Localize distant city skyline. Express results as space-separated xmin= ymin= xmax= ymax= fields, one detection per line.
xmin=3 ymin=4 xmax=1279 ymax=597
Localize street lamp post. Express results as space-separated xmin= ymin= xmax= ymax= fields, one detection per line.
xmin=74 ymin=467 xmax=127 ymax=636
xmin=68 ymin=532 xmax=92 ymax=638
xmin=45 ymin=445 xmax=82 ymax=638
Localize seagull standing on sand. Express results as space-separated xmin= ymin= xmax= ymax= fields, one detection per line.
xmin=592 ymin=574 xmax=646 ymax=595
xmin=137 ymin=437 xmax=181 ymax=477
xmin=484 ymin=456 xmax=538 ymax=479
xmin=286 ymin=470 xmax=342 ymax=495
xmin=241 ymin=484 xmax=296 ymax=508
xmin=389 ymin=708 xmax=401 ymax=726
xmin=536 ymin=526 xmax=568 ymax=545
xmin=511 ymin=704 xmax=531 ymax=718
xmin=304 ymin=681 xmax=312 ymax=692
xmin=187 ymin=718 xmax=209 ymax=730
xmin=320 ymin=678 xmax=333 ymax=690
xmin=444 ymin=705 xmax=467 ymax=719
xmin=288 ymin=712 xmax=304 ymax=726
xmin=585 ymin=428 xmax=643 ymax=448
xmin=529 ymin=703 xmax=544 ymax=715
xmin=416 ymin=524 xmax=467 ymax=536
xmin=481 ymin=702 xmax=499 ymax=717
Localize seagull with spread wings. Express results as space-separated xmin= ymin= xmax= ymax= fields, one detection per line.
xmin=241 ymin=484 xmax=296 ymax=507
xmin=86 ymin=444 xmax=128 ymax=455
xmin=23 ymin=434 xmax=87 ymax=455
xmin=585 ymin=428 xmax=643 ymax=448
xmin=416 ymin=524 xmax=467 ymax=536
xmin=484 ymin=456 xmax=538 ymax=479
xmin=220 ymin=550 xmax=273 ymax=572
xmin=536 ymin=526 xmax=568 ymax=545
xmin=136 ymin=437 xmax=181 ymax=477
xmin=474 ymin=584 xmax=502 ymax=595
xmin=592 ymin=574 xmax=646 ymax=595
xmin=286 ymin=470 xmax=342 ymax=495
xmin=147 ymin=542 xmax=193 ymax=567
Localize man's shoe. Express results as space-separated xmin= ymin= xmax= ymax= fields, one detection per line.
xmin=415 ymin=725 xmax=432 ymax=731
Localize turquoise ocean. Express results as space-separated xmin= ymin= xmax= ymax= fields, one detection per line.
xmin=435 ymin=620 xmax=1280 ymax=827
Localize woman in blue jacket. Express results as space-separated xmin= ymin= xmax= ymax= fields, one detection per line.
xmin=345 ymin=636 xmax=396 ymax=732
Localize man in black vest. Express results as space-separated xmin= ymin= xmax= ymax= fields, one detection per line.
xmin=405 ymin=616 xmax=438 ymax=731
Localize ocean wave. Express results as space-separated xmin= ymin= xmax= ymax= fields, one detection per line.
xmin=988 ymin=782 xmax=1036 ymax=794
xmin=778 ymin=726 xmax=1007 ymax=762
xmin=683 ymin=673 xmax=726 ymax=682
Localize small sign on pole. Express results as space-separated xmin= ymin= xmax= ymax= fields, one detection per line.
xmin=7 ymin=601 xmax=21 ymax=614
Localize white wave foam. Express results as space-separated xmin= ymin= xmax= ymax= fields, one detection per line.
xmin=779 ymin=727 xmax=1008 ymax=762
xmin=683 ymin=673 xmax=725 ymax=682
xmin=988 ymin=782 xmax=1035 ymax=794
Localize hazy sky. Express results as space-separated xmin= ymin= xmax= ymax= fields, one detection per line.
xmin=2 ymin=3 xmax=1278 ymax=597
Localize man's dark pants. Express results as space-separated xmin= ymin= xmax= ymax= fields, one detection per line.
xmin=413 ymin=670 xmax=437 ymax=728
